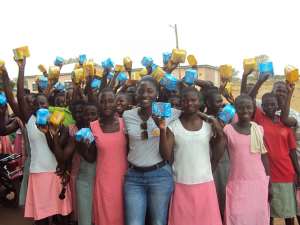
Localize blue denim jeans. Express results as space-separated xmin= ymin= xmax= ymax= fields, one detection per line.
xmin=124 ymin=164 xmax=174 ymax=225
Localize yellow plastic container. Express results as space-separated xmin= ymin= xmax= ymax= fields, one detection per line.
xmin=123 ymin=57 xmax=132 ymax=71
xmin=243 ymin=58 xmax=257 ymax=71
xmin=83 ymin=61 xmax=95 ymax=76
xmin=187 ymin=55 xmax=197 ymax=66
xmin=139 ymin=68 xmax=148 ymax=77
xmin=49 ymin=111 xmax=65 ymax=127
xmin=0 ymin=60 xmax=5 ymax=68
xmin=225 ymin=82 xmax=233 ymax=95
xmin=131 ymin=71 xmax=141 ymax=80
xmin=171 ymin=49 xmax=187 ymax=63
xmin=38 ymin=64 xmax=47 ymax=73
xmin=115 ymin=64 xmax=125 ymax=72
xmin=285 ymin=65 xmax=299 ymax=84
xmin=219 ymin=64 xmax=233 ymax=80
xmin=13 ymin=46 xmax=30 ymax=60
xmin=48 ymin=66 xmax=60 ymax=80
xmin=151 ymin=67 xmax=165 ymax=82
xmin=94 ymin=67 xmax=104 ymax=78
xmin=73 ymin=68 xmax=85 ymax=84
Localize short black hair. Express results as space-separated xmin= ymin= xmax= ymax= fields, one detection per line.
xmin=234 ymin=94 xmax=253 ymax=106
xmin=181 ymin=86 xmax=200 ymax=99
xmin=138 ymin=75 xmax=159 ymax=92
xmin=272 ymin=81 xmax=287 ymax=92
xmin=202 ymin=86 xmax=221 ymax=102
xmin=262 ymin=92 xmax=277 ymax=102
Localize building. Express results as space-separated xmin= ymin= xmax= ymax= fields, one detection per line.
xmin=24 ymin=64 xmax=220 ymax=92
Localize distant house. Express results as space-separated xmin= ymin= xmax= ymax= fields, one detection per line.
xmin=24 ymin=64 xmax=220 ymax=92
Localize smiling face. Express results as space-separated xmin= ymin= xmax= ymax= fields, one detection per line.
xmin=181 ymin=89 xmax=200 ymax=115
xmin=98 ymin=90 xmax=116 ymax=117
xmin=235 ymin=96 xmax=254 ymax=123
xmin=136 ymin=80 xmax=158 ymax=109
xmin=115 ymin=93 xmax=129 ymax=116
xmin=262 ymin=94 xmax=278 ymax=118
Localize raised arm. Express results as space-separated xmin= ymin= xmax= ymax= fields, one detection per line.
xmin=280 ymin=83 xmax=297 ymax=127
xmin=248 ymin=73 xmax=270 ymax=99
xmin=16 ymin=58 xmax=31 ymax=123
xmin=240 ymin=68 xmax=253 ymax=94
xmin=1 ymin=67 xmax=20 ymax=116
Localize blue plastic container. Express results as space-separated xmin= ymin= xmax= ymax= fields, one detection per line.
xmin=160 ymin=73 xmax=178 ymax=91
xmin=163 ymin=52 xmax=171 ymax=65
xmin=38 ymin=76 xmax=48 ymax=90
xmin=152 ymin=102 xmax=172 ymax=118
xmin=258 ymin=61 xmax=274 ymax=77
xmin=54 ymin=56 xmax=64 ymax=66
xmin=91 ymin=78 xmax=101 ymax=89
xmin=141 ymin=56 xmax=153 ymax=67
xmin=0 ymin=92 xmax=7 ymax=106
xmin=183 ymin=69 xmax=198 ymax=85
xmin=218 ymin=104 xmax=236 ymax=124
xmin=151 ymin=64 xmax=158 ymax=72
xmin=36 ymin=108 xmax=50 ymax=126
xmin=79 ymin=54 xmax=87 ymax=64
xmin=117 ymin=72 xmax=128 ymax=85
xmin=75 ymin=128 xmax=95 ymax=143
xmin=54 ymin=82 xmax=65 ymax=92
xmin=101 ymin=58 xmax=114 ymax=69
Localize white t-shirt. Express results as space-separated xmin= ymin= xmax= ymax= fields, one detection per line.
xmin=26 ymin=115 xmax=57 ymax=173
xmin=168 ymin=119 xmax=213 ymax=184
xmin=123 ymin=107 xmax=181 ymax=167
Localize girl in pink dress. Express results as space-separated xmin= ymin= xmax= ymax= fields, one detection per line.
xmin=90 ymin=88 xmax=127 ymax=225
xmin=158 ymin=87 xmax=226 ymax=225
xmin=224 ymin=94 xmax=270 ymax=225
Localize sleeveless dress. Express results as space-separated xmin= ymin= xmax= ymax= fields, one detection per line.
xmin=90 ymin=118 xmax=127 ymax=225
xmin=69 ymin=124 xmax=97 ymax=225
xmin=224 ymin=124 xmax=269 ymax=225
xmin=24 ymin=115 xmax=72 ymax=220
xmin=167 ymin=119 xmax=222 ymax=225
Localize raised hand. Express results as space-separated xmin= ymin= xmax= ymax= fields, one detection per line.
xmin=14 ymin=57 xmax=26 ymax=70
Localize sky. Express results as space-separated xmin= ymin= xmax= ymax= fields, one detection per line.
xmin=0 ymin=0 xmax=299 ymax=78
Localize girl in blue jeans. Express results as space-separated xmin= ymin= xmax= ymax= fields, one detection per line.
xmin=123 ymin=76 xmax=181 ymax=225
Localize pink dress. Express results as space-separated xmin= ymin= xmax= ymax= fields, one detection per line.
xmin=90 ymin=118 xmax=127 ymax=225
xmin=24 ymin=116 xmax=72 ymax=220
xmin=224 ymin=124 xmax=269 ymax=225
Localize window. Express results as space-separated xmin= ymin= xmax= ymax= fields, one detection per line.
xmin=32 ymin=83 xmax=38 ymax=91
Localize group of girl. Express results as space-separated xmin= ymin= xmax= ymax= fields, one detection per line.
xmin=0 ymin=56 xmax=300 ymax=225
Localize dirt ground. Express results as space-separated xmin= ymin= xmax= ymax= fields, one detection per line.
xmin=0 ymin=205 xmax=298 ymax=225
